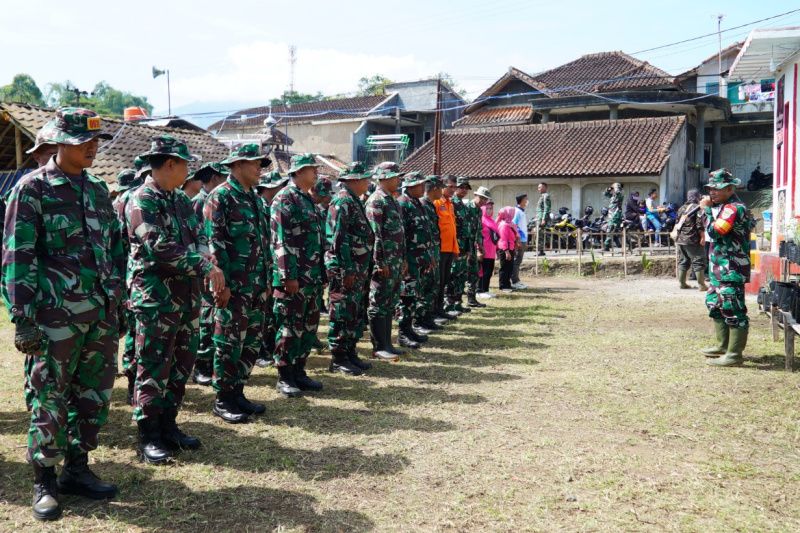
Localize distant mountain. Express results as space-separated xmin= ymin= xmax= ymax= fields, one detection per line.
xmin=153 ymin=100 xmax=262 ymax=130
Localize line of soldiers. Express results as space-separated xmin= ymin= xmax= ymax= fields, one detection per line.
xmin=2 ymin=108 xmax=492 ymax=522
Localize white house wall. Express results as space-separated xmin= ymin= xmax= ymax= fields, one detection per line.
xmin=773 ymin=54 xmax=800 ymax=250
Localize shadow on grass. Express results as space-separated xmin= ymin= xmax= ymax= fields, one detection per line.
xmin=744 ymin=353 xmax=789 ymax=372
xmin=0 ymin=409 xmax=29 ymax=435
xmin=0 ymin=459 xmax=374 ymax=531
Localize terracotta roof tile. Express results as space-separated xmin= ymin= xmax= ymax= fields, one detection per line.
xmin=400 ymin=116 xmax=685 ymax=179
xmin=454 ymin=105 xmax=533 ymax=127
xmin=209 ymin=95 xmax=389 ymax=133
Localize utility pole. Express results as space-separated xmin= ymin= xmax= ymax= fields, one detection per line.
xmin=289 ymin=45 xmax=297 ymax=95
xmin=717 ymin=14 xmax=725 ymax=93
xmin=66 ymin=84 xmax=88 ymax=106
xmin=432 ymin=77 xmax=443 ymax=175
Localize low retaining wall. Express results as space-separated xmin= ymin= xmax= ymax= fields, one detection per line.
xmin=518 ymin=255 xmax=676 ymax=278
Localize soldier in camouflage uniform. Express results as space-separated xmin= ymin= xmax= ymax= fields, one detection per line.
xmin=326 ymin=162 xmax=375 ymax=375
xmin=447 ymin=176 xmax=473 ymax=315
xmin=416 ymin=175 xmax=448 ymax=331
xmin=205 ymin=144 xmax=272 ymax=420
xmin=366 ymin=162 xmax=407 ymax=360
xmin=311 ymin=176 xmax=333 ymax=327
xmin=112 ymin=167 xmax=144 ymax=405
xmin=396 ymin=171 xmax=433 ymax=348
xmin=190 ymin=162 xmax=230 ymax=386
xmin=254 ymin=171 xmax=289 ymax=369
xmin=534 ymin=182 xmax=551 ymax=256
xmin=603 ymin=182 xmax=624 ymax=250
xmin=271 ymin=154 xmax=325 ymax=397
xmin=2 ymin=108 xmax=122 ymax=520
xmin=699 ymin=169 xmax=754 ymax=367
xmin=127 ymin=136 xmax=226 ymax=462
xmin=465 ymin=185 xmax=489 ymax=308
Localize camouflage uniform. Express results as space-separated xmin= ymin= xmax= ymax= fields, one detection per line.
xmin=271 ymin=172 xmax=324 ymax=366
xmin=206 ymin=168 xmax=271 ymax=392
xmin=397 ymin=174 xmax=434 ymax=331
xmin=366 ymin=183 xmax=405 ymax=319
xmin=192 ymin=186 xmax=214 ymax=370
xmin=604 ymin=185 xmax=624 ymax=249
xmin=2 ymin=109 xmax=123 ymax=467
xmin=464 ymin=198 xmax=484 ymax=298
xmin=535 ymin=192 xmax=551 ymax=252
xmin=418 ymin=178 xmax=442 ymax=324
xmin=325 ymin=166 xmax=374 ymax=358
xmin=447 ymin=194 xmax=470 ymax=309
xmin=127 ymin=169 xmax=211 ymax=421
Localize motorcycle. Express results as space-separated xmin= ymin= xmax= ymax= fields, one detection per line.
xmin=746 ymin=163 xmax=773 ymax=191
xmin=549 ymin=207 xmax=579 ymax=250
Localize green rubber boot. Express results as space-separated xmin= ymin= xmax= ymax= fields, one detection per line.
xmin=701 ymin=319 xmax=729 ymax=357
xmin=708 ymin=326 xmax=747 ymax=367
xmin=678 ymin=269 xmax=691 ymax=289
xmin=696 ymin=270 xmax=708 ymax=291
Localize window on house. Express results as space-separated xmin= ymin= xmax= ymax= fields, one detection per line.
xmin=704 ymin=144 xmax=712 ymax=169
xmin=424 ymin=131 xmax=432 ymax=143
xmin=706 ymin=82 xmax=720 ymax=96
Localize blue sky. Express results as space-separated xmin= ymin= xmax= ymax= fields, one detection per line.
xmin=3 ymin=0 xmax=799 ymax=123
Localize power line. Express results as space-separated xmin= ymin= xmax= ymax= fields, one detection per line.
xmin=630 ymin=7 xmax=800 ymax=55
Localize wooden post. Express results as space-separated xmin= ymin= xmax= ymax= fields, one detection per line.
xmin=577 ymin=228 xmax=583 ymax=276
xmin=784 ymin=316 xmax=795 ymax=372
xmin=14 ymin=125 xmax=23 ymax=169
xmin=772 ymin=304 xmax=780 ymax=342
xmin=622 ymin=228 xmax=628 ymax=277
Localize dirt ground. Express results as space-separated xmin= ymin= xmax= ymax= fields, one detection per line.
xmin=0 ymin=276 xmax=798 ymax=532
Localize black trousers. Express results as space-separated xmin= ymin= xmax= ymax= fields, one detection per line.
xmin=437 ymin=252 xmax=455 ymax=313
xmin=479 ymin=258 xmax=495 ymax=292
xmin=499 ymin=250 xmax=515 ymax=289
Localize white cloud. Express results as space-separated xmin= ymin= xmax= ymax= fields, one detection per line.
xmin=171 ymin=41 xmax=443 ymax=104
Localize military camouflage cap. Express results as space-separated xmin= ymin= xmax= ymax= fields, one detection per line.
xmin=705 ymin=168 xmax=741 ymax=189
xmin=257 ymin=170 xmax=289 ymax=190
xmin=221 ymin=143 xmax=271 ymax=166
xmin=475 ymin=186 xmax=492 ymax=199
xmin=139 ymin=134 xmax=199 ymax=162
xmin=372 ymin=161 xmax=403 ymax=180
xmin=338 ymin=161 xmax=371 ymax=181
xmin=456 ymin=176 xmax=472 ymax=189
xmin=116 ymin=168 xmax=138 ymax=192
xmin=25 ymin=120 xmax=58 ymax=154
xmin=288 ymin=153 xmax=320 ymax=175
xmin=133 ymin=155 xmax=147 ymax=170
xmin=313 ymin=176 xmax=334 ymax=197
xmin=50 ymin=107 xmax=113 ymax=145
xmin=425 ymin=175 xmax=443 ymax=188
xmin=401 ymin=171 xmax=426 ymax=188
xmin=192 ymin=161 xmax=230 ymax=182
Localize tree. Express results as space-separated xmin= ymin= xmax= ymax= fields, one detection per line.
xmin=0 ymin=74 xmax=45 ymax=106
xmin=45 ymin=80 xmax=153 ymax=116
xmin=432 ymin=72 xmax=468 ymax=99
xmin=357 ymin=75 xmax=394 ymax=96
xmin=270 ymin=90 xmax=325 ymax=107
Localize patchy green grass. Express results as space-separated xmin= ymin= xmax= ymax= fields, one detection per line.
xmin=1 ymin=277 xmax=799 ymax=531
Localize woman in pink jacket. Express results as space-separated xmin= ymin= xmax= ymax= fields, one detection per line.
xmin=496 ymin=206 xmax=518 ymax=292
xmin=479 ymin=201 xmax=499 ymax=296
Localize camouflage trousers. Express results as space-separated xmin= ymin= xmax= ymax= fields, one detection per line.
xmin=368 ymin=270 xmax=401 ymax=319
xmin=447 ymin=253 xmax=469 ymax=304
xmin=397 ymin=276 xmax=418 ymax=328
xmin=132 ymin=308 xmax=199 ymax=421
xmin=260 ymin=294 xmax=276 ymax=360
xmin=706 ymin=283 xmax=749 ymax=329
xmin=196 ymin=299 xmax=215 ymax=364
xmin=604 ymin=213 xmax=623 ymax=247
xmin=327 ymin=273 xmax=369 ymax=354
xmin=213 ymin=290 xmax=268 ymax=392
xmin=26 ymin=317 xmax=118 ymax=467
xmin=273 ymin=284 xmax=322 ymax=366
xmin=465 ymin=252 xmax=480 ymax=296
xmin=415 ymin=261 xmax=439 ymax=322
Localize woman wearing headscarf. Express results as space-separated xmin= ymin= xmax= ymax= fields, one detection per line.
xmin=496 ymin=206 xmax=518 ymax=292
xmin=478 ymin=201 xmax=500 ymax=296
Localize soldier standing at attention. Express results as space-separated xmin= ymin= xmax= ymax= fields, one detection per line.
xmin=700 ymin=169 xmax=754 ymax=367
xmin=434 ymin=175 xmax=460 ymax=322
xmin=206 ymin=144 xmax=272 ymax=421
xmin=127 ymin=136 xmax=226 ymax=462
xmin=366 ymin=162 xmax=407 ymax=360
xmin=2 ymin=108 xmax=123 ymax=521
xmin=326 ymin=162 xmax=375 ymax=375
xmin=447 ymin=176 xmax=473 ymax=314
xmin=112 ymin=167 xmax=144 ymax=405
xmin=254 ymin=170 xmax=289 ymax=369
xmin=190 ymin=162 xmax=230 ymax=386
xmin=603 ymin=182 xmax=624 ymax=251
xmin=396 ymin=171 xmax=432 ymax=348
xmin=311 ymin=176 xmax=333 ymax=328
xmin=417 ymin=175 xmax=448 ymax=330
xmin=466 ymin=185 xmax=489 ymax=308
xmin=534 ymin=182 xmax=551 ymax=256
xmin=271 ymin=154 xmax=325 ymax=397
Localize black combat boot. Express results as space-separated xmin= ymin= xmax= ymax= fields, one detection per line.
xmin=398 ymin=327 xmax=421 ymax=349
xmin=276 ymin=364 xmax=302 ymax=398
xmin=57 ymin=451 xmax=117 ymax=500
xmin=467 ymin=292 xmax=486 ymax=308
xmin=384 ymin=317 xmax=406 ymax=356
xmin=413 ymin=322 xmax=433 ymax=335
xmin=137 ymin=416 xmax=172 ymax=464
xmin=404 ymin=323 xmax=428 ymax=343
xmin=234 ymin=383 xmax=266 ymax=415
xmin=348 ymin=346 xmax=372 ymax=371
xmin=32 ymin=464 xmax=61 ymax=521
xmin=329 ymin=351 xmax=363 ymax=376
xmin=370 ymin=317 xmax=398 ymax=360
xmin=126 ymin=373 xmax=135 ymax=406
xmin=161 ymin=406 xmax=201 ymax=451
xmin=192 ymin=359 xmax=213 ymax=386
xmin=294 ymin=358 xmax=323 ymax=391
xmin=212 ymin=392 xmax=250 ymax=423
